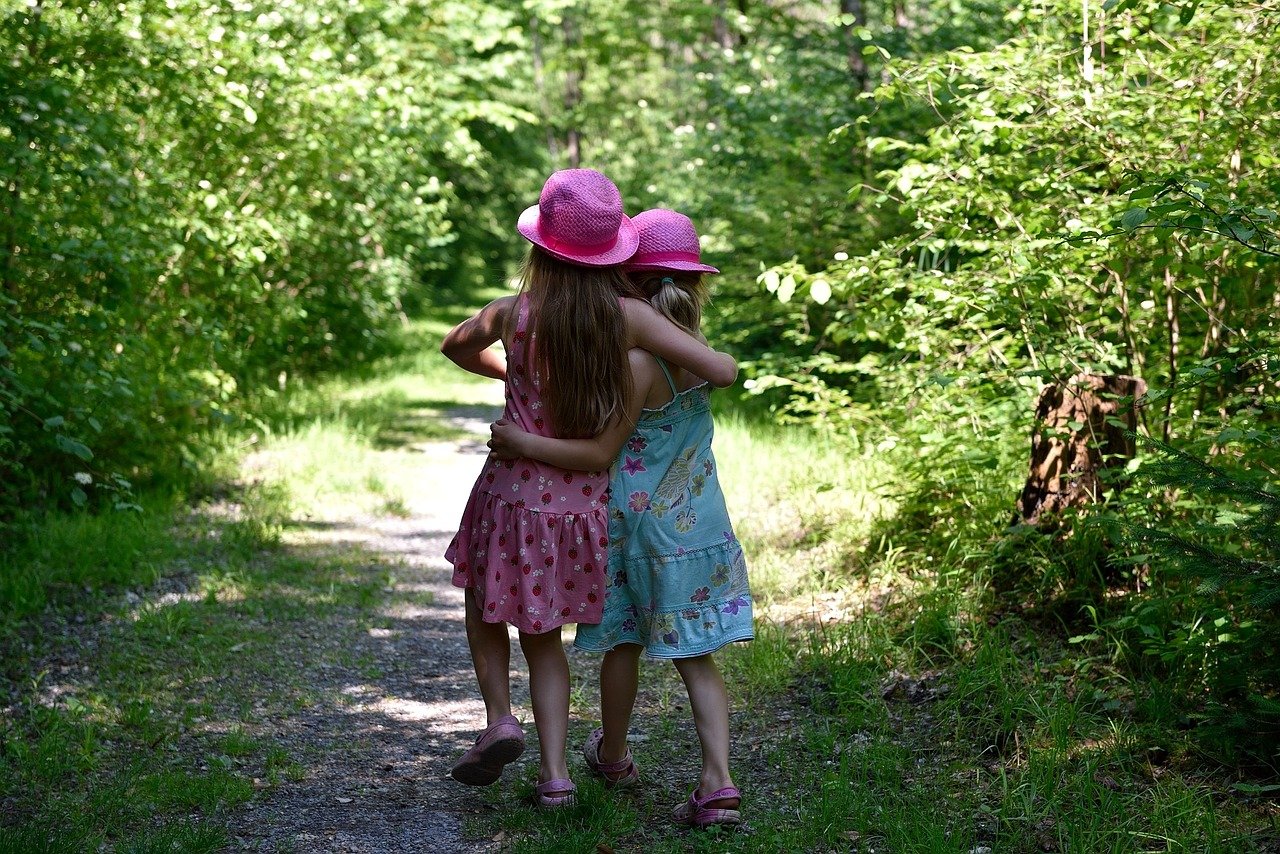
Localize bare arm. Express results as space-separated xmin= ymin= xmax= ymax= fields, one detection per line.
xmin=440 ymin=296 xmax=514 ymax=381
xmin=622 ymin=298 xmax=737 ymax=387
xmin=488 ymin=350 xmax=659 ymax=471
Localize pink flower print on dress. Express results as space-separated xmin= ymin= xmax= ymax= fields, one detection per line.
xmin=622 ymin=456 xmax=647 ymax=476
xmin=690 ymin=587 xmax=711 ymax=603
xmin=628 ymin=491 xmax=651 ymax=512
xmin=627 ymin=436 xmax=647 ymax=453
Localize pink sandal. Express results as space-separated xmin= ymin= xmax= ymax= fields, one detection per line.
xmin=535 ymin=778 xmax=577 ymax=809
xmin=582 ymin=727 xmax=639 ymax=788
xmin=450 ymin=715 xmax=525 ymax=786
xmin=672 ymin=785 xmax=742 ymax=829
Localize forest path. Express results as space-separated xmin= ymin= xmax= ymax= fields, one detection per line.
xmin=224 ymin=405 xmax=521 ymax=853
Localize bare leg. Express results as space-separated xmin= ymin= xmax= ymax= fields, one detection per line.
xmin=518 ymin=627 xmax=571 ymax=783
xmin=598 ymin=644 xmax=642 ymax=765
xmin=673 ymin=654 xmax=738 ymax=805
xmin=464 ymin=588 xmax=511 ymax=725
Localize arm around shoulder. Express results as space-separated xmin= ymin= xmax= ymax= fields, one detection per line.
xmin=622 ymin=298 xmax=738 ymax=388
xmin=487 ymin=348 xmax=658 ymax=472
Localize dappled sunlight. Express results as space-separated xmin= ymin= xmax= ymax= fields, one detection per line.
xmin=362 ymin=696 xmax=486 ymax=732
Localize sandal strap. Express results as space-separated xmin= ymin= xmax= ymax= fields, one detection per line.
xmin=694 ymin=785 xmax=742 ymax=806
xmin=536 ymin=778 xmax=576 ymax=795
xmin=594 ymin=750 xmax=635 ymax=775
xmin=586 ymin=728 xmax=635 ymax=775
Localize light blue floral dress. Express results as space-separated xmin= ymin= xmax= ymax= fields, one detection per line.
xmin=574 ymin=359 xmax=753 ymax=659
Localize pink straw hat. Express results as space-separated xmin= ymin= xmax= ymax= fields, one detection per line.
xmin=517 ymin=169 xmax=639 ymax=267
xmin=624 ymin=209 xmax=719 ymax=274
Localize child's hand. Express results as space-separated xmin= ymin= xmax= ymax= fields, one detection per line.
xmin=488 ymin=418 xmax=526 ymax=460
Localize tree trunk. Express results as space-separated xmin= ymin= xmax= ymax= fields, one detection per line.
xmin=713 ymin=0 xmax=736 ymax=49
xmin=530 ymin=15 xmax=559 ymax=162
xmin=840 ymin=0 xmax=869 ymax=93
xmin=562 ymin=15 xmax=583 ymax=169
xmin=1016 ymin=374 xmax=1148 ymax=527
xmin=894 ymin=0 xmax=913 ymax=29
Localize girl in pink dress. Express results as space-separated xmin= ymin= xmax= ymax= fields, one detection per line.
xmin=441 ymin=169 xmax=736 ymax=808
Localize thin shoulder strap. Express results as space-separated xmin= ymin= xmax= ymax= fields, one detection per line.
xmin=511 ymin=293 xmax=530 ymax=353
xmin=654 ymin=357 xmax=679 ymax=397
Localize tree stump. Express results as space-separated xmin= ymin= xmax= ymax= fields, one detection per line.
xmin=1016 ymin=374 xmax=1148 ymax=527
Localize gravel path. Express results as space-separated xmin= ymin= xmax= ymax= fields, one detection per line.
xmin=226 ymin=406 xmax=525 ymax=853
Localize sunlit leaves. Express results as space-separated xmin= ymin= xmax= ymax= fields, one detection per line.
xmin=0 ymin=0 xmax=538 ymax=512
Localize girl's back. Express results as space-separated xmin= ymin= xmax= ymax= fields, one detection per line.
xmin=491 ymin=293 xmax=609 ymax=515
xmin=449 ymin=292 xmax=611 ymax=634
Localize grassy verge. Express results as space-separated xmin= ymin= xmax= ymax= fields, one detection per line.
xmin=1 ymin=305 xmax=500 ymax=851
xmin=0 ymin=483 xmax=389 ymax=851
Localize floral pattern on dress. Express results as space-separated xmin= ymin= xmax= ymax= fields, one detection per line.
xmin=576 ymin=369 xmax=753 ymax=659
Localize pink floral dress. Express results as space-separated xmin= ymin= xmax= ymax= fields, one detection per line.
xmin=444 ymin=295 xmax=610 ymax=634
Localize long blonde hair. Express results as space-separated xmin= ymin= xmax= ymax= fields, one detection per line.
xmin=632 ymin=271 xmax=708 ymax=334
xmin=519 ymin=247 xmax=642 ymax=439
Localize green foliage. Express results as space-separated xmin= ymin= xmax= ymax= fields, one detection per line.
xmin=1 ymin=0 xmax=540 ymax=512
xmin=5 ymin=0 xmax=1280 ymax=778
xmin=1102 ymin=410 xmax=1280 ymax=763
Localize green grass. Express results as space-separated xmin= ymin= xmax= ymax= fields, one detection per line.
xmin=0 ymin=307 xmax=504 ymax=851
xmin=0 ymin=494 xmax=183 ymax=618
xmin=712 ymin=407 xmax=896 ymax=606
xmin=241 ymin=315 xmax=504 ymax=521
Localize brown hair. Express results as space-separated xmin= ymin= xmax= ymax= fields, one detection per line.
xmin=630 ymin=271 xmax=708 ymax=334
xmin=519 ymin=247 xmax=642 ymax=439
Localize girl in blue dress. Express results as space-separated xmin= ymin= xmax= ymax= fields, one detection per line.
xmin=489 ymin=209 xmax=753 ymax=829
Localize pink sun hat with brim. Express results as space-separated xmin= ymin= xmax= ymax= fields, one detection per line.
xmin=624 ymin=209 xmax=720 ymax=275
xmin=517 ymin=169 xmax=639 ymax=267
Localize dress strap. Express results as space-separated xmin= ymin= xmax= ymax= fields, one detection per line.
xmin=513 ymin=293 xmax=531 ymax=358
xmin=655 ymin=357 xmax=679 ymax=397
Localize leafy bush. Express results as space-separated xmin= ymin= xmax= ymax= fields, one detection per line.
xmin=1 ymin=0 xmax=538 ymax=513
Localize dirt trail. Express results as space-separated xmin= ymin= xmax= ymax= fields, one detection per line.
xmin=226 ymin=406 xmax=523 ymax=853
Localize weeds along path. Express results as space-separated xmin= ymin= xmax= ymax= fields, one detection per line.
xmin=221 ymin=403 xmax=519 ymax=852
